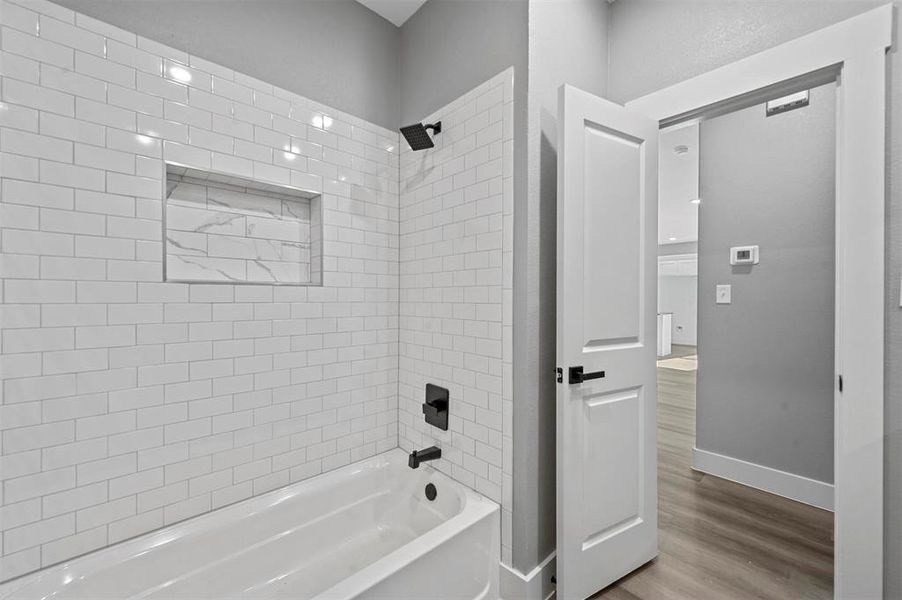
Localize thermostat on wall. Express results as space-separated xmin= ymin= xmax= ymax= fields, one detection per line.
xmin=730 ymin=245 xmax=759 ymax=266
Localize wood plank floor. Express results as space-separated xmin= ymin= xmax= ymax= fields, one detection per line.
xmin=592 ymin=355 xmax=834 ymax=600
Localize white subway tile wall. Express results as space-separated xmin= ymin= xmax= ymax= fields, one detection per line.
xmin=0 ymin=0 xmax=400 ymax=581
xmin=398 ymin=69 xmax=514 ymax=563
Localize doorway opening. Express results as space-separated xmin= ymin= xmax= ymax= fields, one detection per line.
xmin=554 ymin=7 xmax=888 ymax=598
xmin=605 ymin=82 xmax=839 ymax=599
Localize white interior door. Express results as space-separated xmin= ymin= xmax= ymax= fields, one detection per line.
xmin=556 ymin=84 xmax=659 ymax=599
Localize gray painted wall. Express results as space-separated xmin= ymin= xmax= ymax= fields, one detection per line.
xmin=512 ymin=0 xmax=610 ymax=574
xmin=697 ymin=84 xmax=835 ymax=484
xmin=398 ymin=0 xmax=528 ymax=126
xmin=51 ymin=0 xmax=401 ymax=129
xmin=609 ymin=2 xmax=901 ymax=595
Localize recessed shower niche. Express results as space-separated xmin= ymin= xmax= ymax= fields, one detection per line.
xmin=164 ymin=164 xmax=322 ymax=285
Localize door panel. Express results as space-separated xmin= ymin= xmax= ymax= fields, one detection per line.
xmin=583 ymin=124 xmax=642 ymax=346
xmin=556 ymin=84 xmax=659 ymax=600
xmin=580 ymin=387 xmax=643 ymax=548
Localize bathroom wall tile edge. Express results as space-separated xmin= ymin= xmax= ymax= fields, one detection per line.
xmin=398 ymin=66 xmax=515 ymax=566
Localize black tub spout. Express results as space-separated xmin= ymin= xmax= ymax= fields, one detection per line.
xmin=408 ymin=446 xmax=441 ymax=469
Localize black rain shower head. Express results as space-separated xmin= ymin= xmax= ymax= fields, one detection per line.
xmin=400 ymin=121 xmax=441 ymax=151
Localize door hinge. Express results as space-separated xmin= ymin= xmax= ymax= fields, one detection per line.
xmin=838 ymin=374 xmax=843 ymax=392
xmin=555 ymin=367 xmax=563 ymax=383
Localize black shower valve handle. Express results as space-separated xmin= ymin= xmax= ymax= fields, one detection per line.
xmin=422 ymin=383 xmax=449 ymax=431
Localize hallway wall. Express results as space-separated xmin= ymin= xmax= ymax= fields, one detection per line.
xmin=658 ymin=275 xmax=697 ymax=347
xmin=696 ymin=84 xmax=836 ymax=486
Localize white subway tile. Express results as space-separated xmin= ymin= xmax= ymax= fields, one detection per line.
xmin=76 ymin=367 xmax=137 ymax=394
xmin=41 ymin=481 xmax=107 ymax=518
xmin=40 ymin=62 xmax=107 ymax=101
xmin=75 ymin=235 xmax=135 ymax=260
xmin=109 ymin=468 xmax=163 ymax=499
xmin=136 ymin=70 xmax=187 ymax=103
xmin=164 ymin=100 xmax=211 ymax=129
xmin=233 ymin=102 xmax=271 ymax=128
xmin=43 ymin=348 xmax=108 ymax=375
xmin=76 ymin=409 xmax=136 ymax=440
xmin=76 ymin=281 xmax=136 ymax=303
xmin=108 ymin=85 xmax=164 ymax=118
xmin=77 ymin=453 xmax=136 ymax=485
xmin=76 ymin=325 xmax=136 ymax=349
xmin=77 ymin=51 xmax=134 ymax=88
xmin=41 ymin=526 xmax=107 ymax=567
xmin=4 ymin=279 xmax=74 ymax=303
xmin=77 ymin=496 xmax=135 ymax=531
xmin=106 ymin=39 xmax=161 ymax=74
xmin=1 ymin=25 xmax=73 ymax=68
xmin=106 ymin=215 xmax=159 ymax=240
xmin=163 ymin=59 xmax=211 ymax=92
xmin=75 ymin=97 xmax=135 ymax=130
xmin=3 ymin=78 xmax=74 ymax=116
xmin=4 ymin=513 xmax=74 ymax=554
xmin=212 ymin=76 xmax=253 ymax=104
xmin=40 ymin=112 xmax=104 ymax=145
xmin=187 ymin=127 xmax=233 ymax=153
xmin=4 ymin=467 xmax=75 ymax=503
xmin=2 ymin=227 xmax=73 ymax=257
xmin=138 ymin=362 xmax=188 ymax=387
xmin=40 ymin=159 xmax=104 ymax=190
xmin=108 ymin=509 xmax=162 ymax=544
xmin=162 ymin=140 xmax=210 ymax=169
xmin=0 ymin=498 xmax=41 ymax=531
xmin=187 ymin=88 xmax=232 ymax=116
xmin=0 ymin=1 xmax=39 ymax=34
xmin=4 ymin=373 xmax=75 ymax=403
xmin=40 ymin=17 xmax=104 ymax=56
xmin=0 ymin=351 xmax=41 ymax=379
xmin=3 ymin=327 xmax=73 ymax=353
xmin=163 ymin=492 xmax=209 ymax=524
xmin=41 ymin=207 xmax=106 ymax=235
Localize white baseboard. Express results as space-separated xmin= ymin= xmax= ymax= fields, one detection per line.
xmin=500 ymin=553 xmax=556 ymax=600
xmin=692 ymin=447 xmax=834 ymax=511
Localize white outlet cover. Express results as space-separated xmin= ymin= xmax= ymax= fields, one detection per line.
xmin=716 ymin=284 xmax=732 ymax=304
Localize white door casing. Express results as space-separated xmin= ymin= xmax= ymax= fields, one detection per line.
xmin=626 ymin=7 xmax=891 ymax=597
xmin=556 ymin=84 xmax=659 ymax=600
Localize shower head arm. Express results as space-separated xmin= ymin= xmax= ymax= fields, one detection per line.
xmin=424 ymin=122 xmax=442 ymax=134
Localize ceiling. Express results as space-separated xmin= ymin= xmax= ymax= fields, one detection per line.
xmin=355 ymin=0 xmax=428 ymax=26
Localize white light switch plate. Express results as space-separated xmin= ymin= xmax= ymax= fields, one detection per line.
xmin=716 ymin=284 xmax=732 ymax=304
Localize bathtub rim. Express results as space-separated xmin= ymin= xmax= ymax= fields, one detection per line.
xmin=0 ymin=448 xmax=499 ymax=599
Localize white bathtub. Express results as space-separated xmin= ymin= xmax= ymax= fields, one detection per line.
xmin=0 ymin=449 xmax=500 ymax=600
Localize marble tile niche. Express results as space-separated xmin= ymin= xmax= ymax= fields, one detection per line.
xmin=164 ymin=165 xmax=322 ymax=285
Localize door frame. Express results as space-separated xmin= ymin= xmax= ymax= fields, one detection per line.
xmin=625 ymin=5 xmax=891 ymax=598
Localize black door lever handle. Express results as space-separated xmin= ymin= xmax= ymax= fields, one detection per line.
xmin=569 ymin=365 xmax=605 ymax=384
